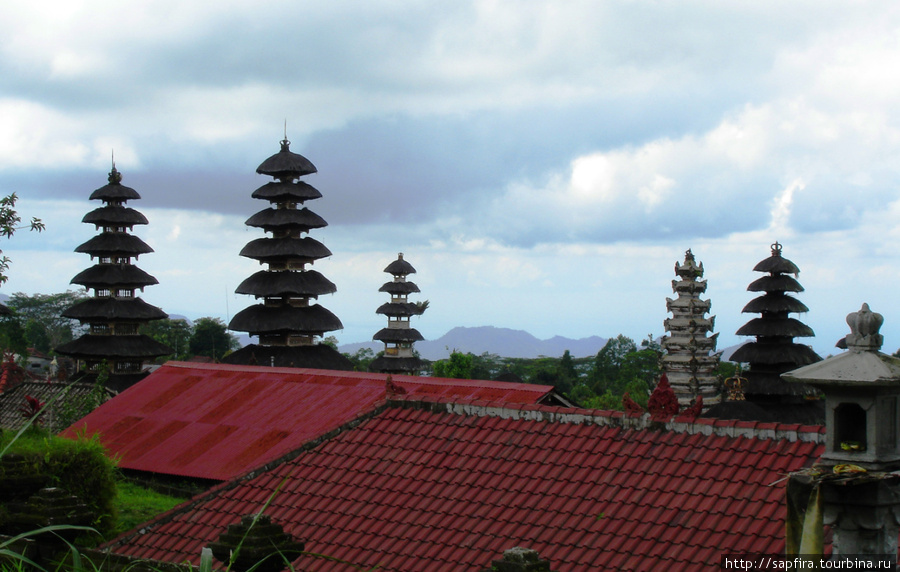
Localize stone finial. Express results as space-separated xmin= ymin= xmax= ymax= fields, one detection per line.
xmin=484 ymin=547 xmax=554 ymax=572
xmin=208 ymin=514 xmax=304 ymax=572
xmin=844 ymin=303 xmax=884 ymax=352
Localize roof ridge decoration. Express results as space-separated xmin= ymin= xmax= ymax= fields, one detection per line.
xmin=389 ymin=397 xmax=825 ymax=443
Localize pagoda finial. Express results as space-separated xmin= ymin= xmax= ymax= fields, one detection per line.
xmin=398 ymin=252 xmax=404 ymax=260
xmin=108 ymin=150 xmax=122 ymax=184
xmin=771 ymin=241 xmax=783 ymax=256
xmin=684 ymin=248 xmax=694 ymax=261
xmin=281 ymin=120 xmax=290 ymax=151
xmin=844 ymin=303 xmax=884 ymax=352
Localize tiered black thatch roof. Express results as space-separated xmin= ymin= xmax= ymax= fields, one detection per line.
xmin=225 ymin=138 xmax=350 ymax=371
xmin=728 ymin=242 xmax=821 ymax=410
xmin=370 ymin=253 xmax=426 ymax=375
xmin=56 ymin=165 xmax=172 ymax=386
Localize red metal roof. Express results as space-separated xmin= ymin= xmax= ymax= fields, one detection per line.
xmin=62 ymin=361 xmax=554 ymax=481
xmin=104 ymin=399 xmax=824 ymax=571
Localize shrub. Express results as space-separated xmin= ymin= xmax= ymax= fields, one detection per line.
xmin=0 ymin=429 xmax=117 ymax=537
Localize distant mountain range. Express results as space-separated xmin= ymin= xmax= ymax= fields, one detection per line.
xmin=339 ymin=326 xmax=609 ymax=361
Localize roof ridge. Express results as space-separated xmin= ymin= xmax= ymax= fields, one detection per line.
xmin=385 ymin=396 xmax=826 ymax=444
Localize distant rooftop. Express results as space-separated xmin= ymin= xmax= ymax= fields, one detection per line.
xmin=63 ymin=361 xmax=556 ymax=481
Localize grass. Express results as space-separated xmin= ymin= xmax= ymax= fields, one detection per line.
xmin=112 ymin=480 xmax=187 ymax=538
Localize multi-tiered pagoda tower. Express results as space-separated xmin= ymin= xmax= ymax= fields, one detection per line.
xmin=728 ymin=242 xmax=822 ymax=422
xmin=225 ymin=137 xmax=351 ymax=370
xmin=56 ymin=164 xmax=172 ymax=390
xmin=370 ymin=253 xmax=426 ymax=375
xmin=661 ymin=250 xmax=720 ymax=409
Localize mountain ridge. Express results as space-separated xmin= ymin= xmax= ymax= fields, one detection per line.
xmin=339 ymin=325 xmax=608 ymax=361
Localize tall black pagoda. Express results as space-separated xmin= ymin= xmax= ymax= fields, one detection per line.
xmin=370 ymin=253 xmax=426 ymax=375
xmin=727 ymin=242 xmax=822 ymax=422
xmin=224 ymin=137 xmax=351 ymax=370
xmin=56 ymin=163 xmax=172 ymax=390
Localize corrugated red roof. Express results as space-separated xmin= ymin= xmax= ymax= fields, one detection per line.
xmin=62 ymin=361 xmax=554 ymax=481
xmin=104 ymin=399 xmax=824 ymax=571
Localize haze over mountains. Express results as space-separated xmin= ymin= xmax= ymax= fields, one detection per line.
xmin=339 ymin=325 xmax=748 ymax=362
xmin=339 ymin=326 xmax=609 ymax=361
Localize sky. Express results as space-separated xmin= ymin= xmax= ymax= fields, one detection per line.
xmin=2 ymin=0 xmax=900 ymax=358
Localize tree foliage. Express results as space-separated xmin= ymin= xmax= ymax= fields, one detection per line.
xmin=432 ymin=350 xmax=473 ymax=379
xmin=6 ymin=290 xmax=88 ymax=352
xmin=188 ymin=317 xmax=240 ymax=361
xmin=140 ymin=318 xmax=192 ymax=361
xmin=0 ymin=192 xmax=44 ymax=285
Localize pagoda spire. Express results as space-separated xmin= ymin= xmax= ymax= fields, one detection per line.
xmin=729 ymin=242 xmax=822 ymax=421
xmin=224 ymin=136 xmax=351 ymax=370
xmin=370 ymin=253 xmax=427 ymax=375
xmin=660 ymin=249 xmax=721 ymax=409
xmin=56 ymin=162 xmax=172 ymax=390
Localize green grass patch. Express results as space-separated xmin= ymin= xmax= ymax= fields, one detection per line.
xmin=112 ymin=480 xmax=187 ymax=537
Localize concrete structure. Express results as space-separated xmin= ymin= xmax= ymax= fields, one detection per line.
xmin=784 ymin=304 xmax=900 ymax=566
xmin=661 ymin=249 xmax=721 ymax=409
xmin=370 ymin=253 xmax=426 ymax=375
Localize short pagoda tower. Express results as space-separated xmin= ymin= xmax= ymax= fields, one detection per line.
xmin=56 ymin=163 xmax=172 ymax=390
xmin=728 ymin=241 xmax=822 ymax=423
xmin=661 ymin=249 xmax=721 ymax=409
xmin=370 ymin=253 xmax=426 ymax=375
xmin=225 ymin=136 xmax=351 ymax=370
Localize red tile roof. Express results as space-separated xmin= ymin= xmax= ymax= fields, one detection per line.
xmin=103 ymin=399 xmax=824 ymax=571
xmin=62 ymin=361 xmax=555 ymax=481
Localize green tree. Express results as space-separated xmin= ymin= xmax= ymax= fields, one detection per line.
xmin=432 ymin=350 xmax=473 ymax=379
xmin=590 ymin=335 xmax=637 ymax=394
xmin=7 ymin=290 xmax=88 ymax=351
xmin=0 ymin=314 xmax=27 ymax=356
xmin=0 ymin=192 xmax=44 ymax=285
xmin=344 ymin=347 xmax=377 ymax=372
xmin=188 ymin=317 xmax=239 ymax=361
xmin=140 ymin=318 xmax=192 ymax=361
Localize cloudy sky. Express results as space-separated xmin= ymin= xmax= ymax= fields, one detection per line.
xmin=2 ymin=0 xmax=899 ymax=357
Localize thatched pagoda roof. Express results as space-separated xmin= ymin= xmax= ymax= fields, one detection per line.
xmin=730 ymin=341 xmax=821 ymax=365
xmin=70 ymin=264 xmax=159 ymax=289
xmin=256 ymin=139 xmax=317 ymax=178
xmin=741 ymin=293 xmax=809 ymax=314
xmin=56 ymin=334 xmax=172 ymax=359
xmin=378 ymin=281 xmax=421 ymax=295
xmin=373 ymin=327 xmax=424 ymax=343
xmin=752 ymin=253 xmax=800 ymax=275
xmin=0 ymin=303 xmax=11 ymax=316
xmin=244 ymin=207 xmax=327 ymax=231
xmin=384 ymin=255 xmax=416 ymax=276
xmin=229 ymin=304 xmax=343 ymax=336
xmin=251 ymin=181 xmax=322 ymax=203
xmin=89 ymin=167 xmax=141 ymax=201
xmin=239 ymin=237 xmax=331 ymax=263
xmin=62 ymin=297 xmax=168 ymax=322
xmin=75 ymin=233 xmax=153 ymax=257
xmin=223 ymin=344 xmax=353 ymax=370
xmin=747 ymin=275 xmax=804 ymax=293
xmin=82 ymin=206 xmax=148 ymax=227
xmin=369 ymin=355 xmax=422 ymax=374
xmin=736 ymin=317 xmax=814 ymax=337
xmin=376 ymin=302 xmax=424 ymax=317
xmin=235 ymin=270 xmax=336 ymax=298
